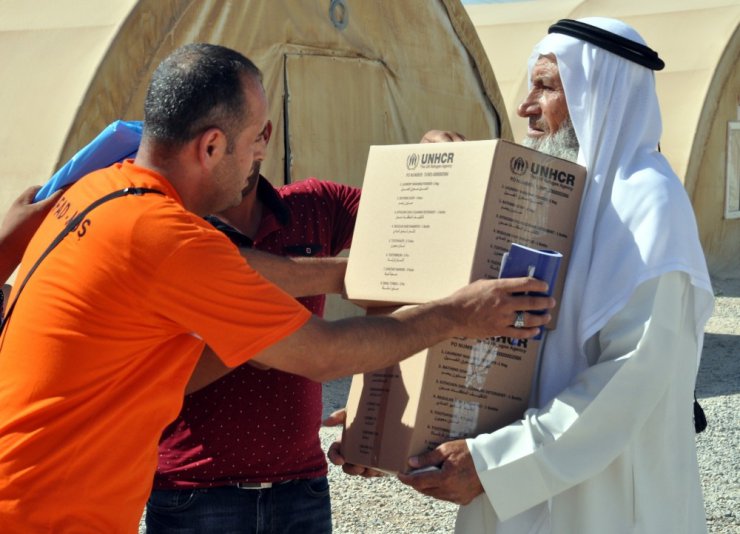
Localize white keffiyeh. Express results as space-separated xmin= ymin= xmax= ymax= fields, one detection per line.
xmin=533 ymin=17 xmax=714 ymax=406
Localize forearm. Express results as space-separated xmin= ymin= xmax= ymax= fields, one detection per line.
xmin=253 ymin=302 xmax=459 ymax=382
xmin=188 ymin=276 xmax=554 ymax=391
xmin=0 ymin=223 xmax=29 ymax=284
xmin=240 ymin=248 xmax=347 ymax=297
xmin=254 ymin=275 xmax=553 ymax=382
xmin=185 ymin=306 xmax=454 ymax=392
xmin=0 ymin=245 xmax=20 ymax=285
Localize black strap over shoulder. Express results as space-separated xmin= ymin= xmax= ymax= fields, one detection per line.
xmin=0 ymin=187 xmax=164 ymax=333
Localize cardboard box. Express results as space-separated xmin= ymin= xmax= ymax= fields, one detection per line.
xmin=344 ymin=139 xmax=586 ymax=326
xmin=341 ymin=140 xmax=586 ymax=474
xmin=343 ymin=324 xmax=541 ymax=474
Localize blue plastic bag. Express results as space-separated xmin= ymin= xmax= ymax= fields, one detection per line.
xmin=34 ymin=120 xmax=143 ymax=202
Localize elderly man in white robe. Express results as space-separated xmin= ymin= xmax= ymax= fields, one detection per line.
xmin=350 ymin=17 xmax=713 ymax=534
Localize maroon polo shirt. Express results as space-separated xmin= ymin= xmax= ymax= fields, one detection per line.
xmin=154 ymin=177 xmax=360 ymax=487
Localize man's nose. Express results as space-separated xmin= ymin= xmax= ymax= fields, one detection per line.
xmin=517 ymin=94 xmax=538 ymax=118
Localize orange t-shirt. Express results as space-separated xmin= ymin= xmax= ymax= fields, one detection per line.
xmin=0 ymin=162 xmax=311 ymax=532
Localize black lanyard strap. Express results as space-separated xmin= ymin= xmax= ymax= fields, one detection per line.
xmin=1 ymin=187 xmax=164 ymax=332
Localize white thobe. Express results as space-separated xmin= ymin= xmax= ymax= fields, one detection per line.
xmin=457 ymin=271 xmax=707 ymax=534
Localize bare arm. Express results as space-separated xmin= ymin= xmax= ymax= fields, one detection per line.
xmin=187 ymin=276 xmax=554 ymax=391
xmin=258 ymin=277 xmax=551 ymax=381
xmin=239 ymin=248 xmax=347 ymax=297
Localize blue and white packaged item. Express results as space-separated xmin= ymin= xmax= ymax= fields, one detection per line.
xmin=499 ymin=243 xmax=562 ymax=339
xmin=34 ymin=120 xmax=143 ymax=202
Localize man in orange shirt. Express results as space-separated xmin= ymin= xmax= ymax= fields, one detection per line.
xmin=0 ymin=43 xmax=553 ymax=533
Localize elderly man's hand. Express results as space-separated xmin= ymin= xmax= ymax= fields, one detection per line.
xmin=397 ymin=439 xmax=484 ymax=505
xmin=420 ymin=130 xmax=467 ymax=143
xmin=323 ymin=408 xmax=386 ymax=478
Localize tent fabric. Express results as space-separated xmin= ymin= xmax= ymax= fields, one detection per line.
xmin=0 ymin=0 xmax=139 ymax=211
xmin=687 ymin=25 xmax=740 ymax=277
xmin=0 ymin=0 xmax=508 ymax=310
xmin=1 ymin=0 xmax=506 ymax=208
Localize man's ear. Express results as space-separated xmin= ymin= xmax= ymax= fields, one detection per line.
xmin=197 ymin=128 xmax=228 ymax=171
xmin=263 ymin=120 xmax=273 ymax=145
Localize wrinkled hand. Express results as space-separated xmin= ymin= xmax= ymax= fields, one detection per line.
xmin=397 ymin=439 xmax=483 ymax=505
xmin=323 ymin=408 xmax=386 ymax=478
xmin=0 ymin=186 xmax=62 ymax=265
xmin=420 ymin=130 xmax=467 ymax=143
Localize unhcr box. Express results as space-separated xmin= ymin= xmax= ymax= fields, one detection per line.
xmin=341 ymin=140 xmax=586 ymax=474
xmin=344 ymin=139 xmax=585 ymax=326
xmin=343 ymin=326 xmax=543 ymax=474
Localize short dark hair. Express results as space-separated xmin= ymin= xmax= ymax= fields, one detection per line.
xmin=143 ymin=43 xmax=263 ymax=151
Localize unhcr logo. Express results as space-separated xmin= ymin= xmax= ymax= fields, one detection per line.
xmin=407 ymin=153 xmax=420 ymax=170
xmin=510 ymin=156 xmax=528 ymax=175
xmin=421 ymin=152 xmax=454 ymax=164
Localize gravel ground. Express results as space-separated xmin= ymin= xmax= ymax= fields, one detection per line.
xmin=140 ymin=277 xmax=739 ymax=533
xmin=694 ymin=278 xmax=740 ymax=534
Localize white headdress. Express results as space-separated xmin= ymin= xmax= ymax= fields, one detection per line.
xmin=534 ymin=17 xmax=714 ymax=405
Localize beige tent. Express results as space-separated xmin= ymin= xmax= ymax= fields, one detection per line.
xmin=464 ymin=0 xmax=740 ymax=278
xmin=0 ymin=0 xmax=509 ymax=316
xmin=0 ymin=0 xmax=507 ymax=209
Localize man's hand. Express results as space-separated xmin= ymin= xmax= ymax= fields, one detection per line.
xmin=0 ymin=186 xmax=63 ymax=283
xmin=324 ymin=408 xmax=386 ymax=477
xmin=439 ymin=277 xmax=553 ymax=340
xmin=397 ymin=439 xmax=483 ymax=505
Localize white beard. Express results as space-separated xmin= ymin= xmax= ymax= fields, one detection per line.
xmin=522 ymin=118 xmax=579 ymax=163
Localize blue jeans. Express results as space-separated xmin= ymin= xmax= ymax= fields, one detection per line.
xmin=145 ymin=478 xmax=332 ymax=534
